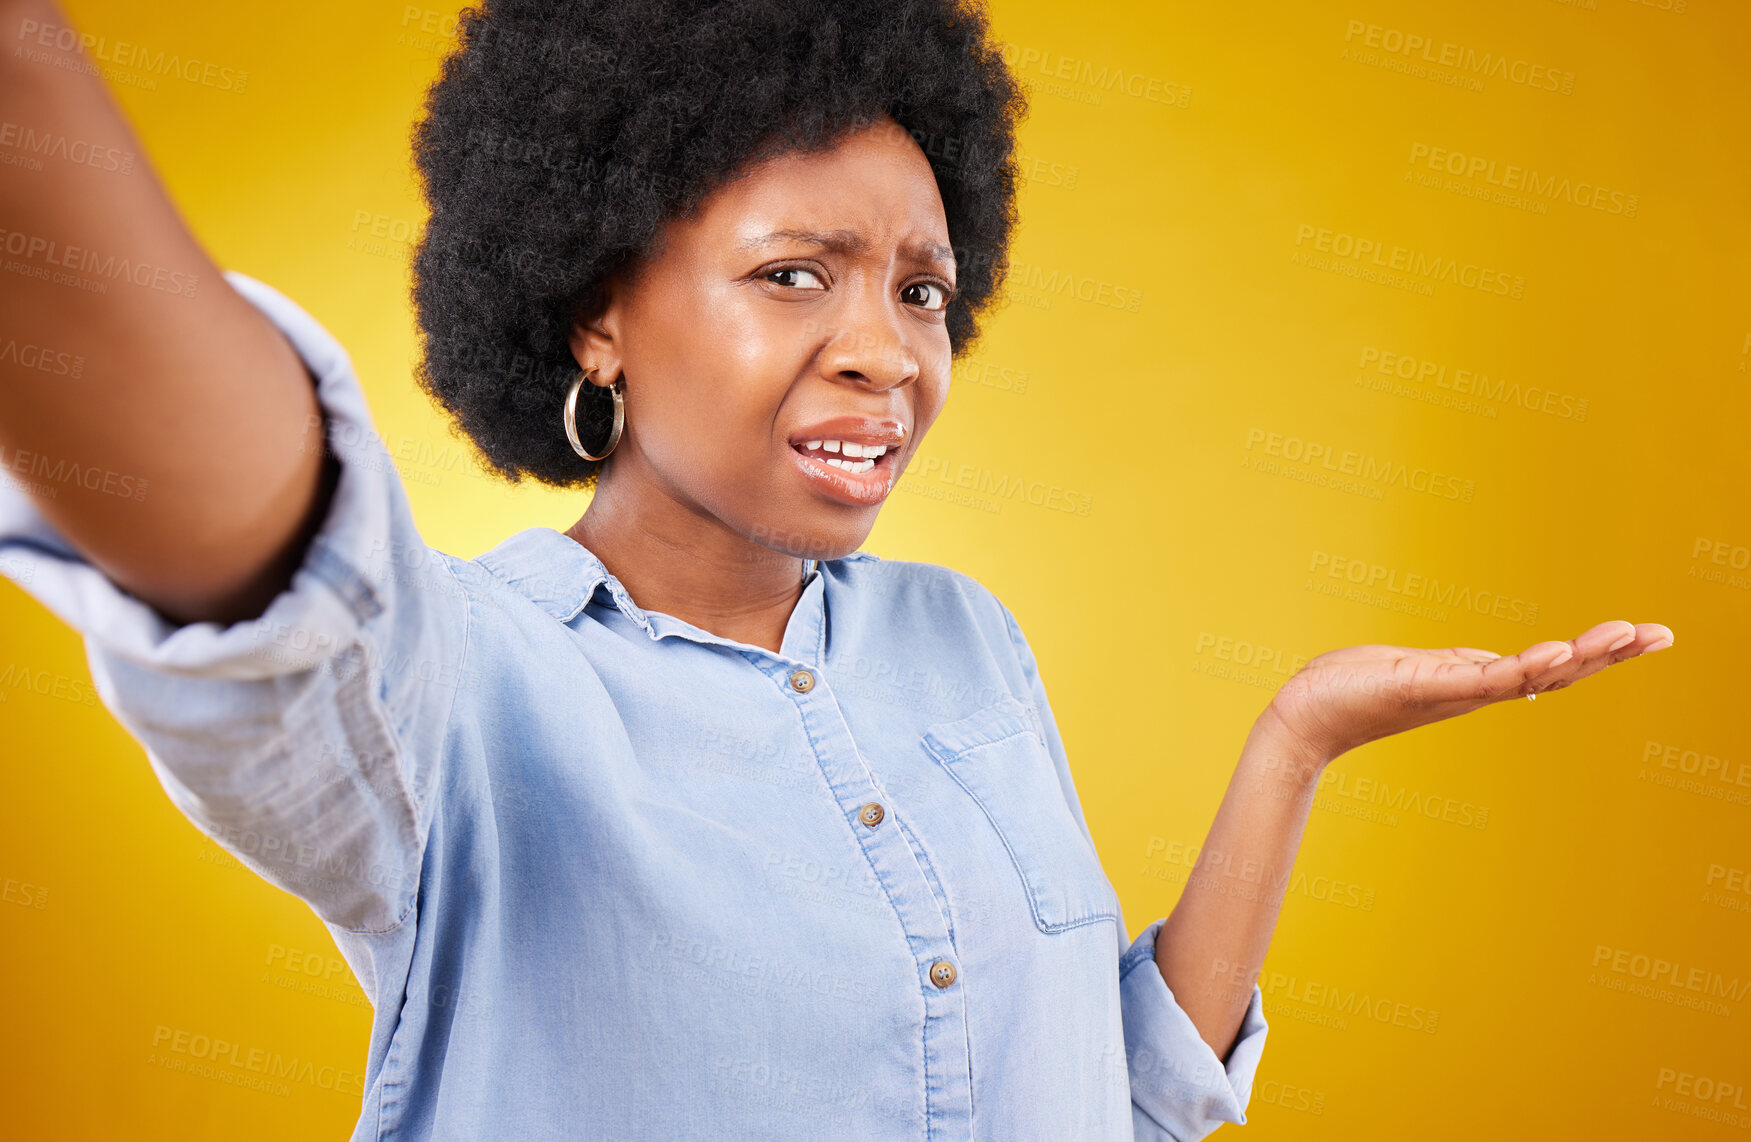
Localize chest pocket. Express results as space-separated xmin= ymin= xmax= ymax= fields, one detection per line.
xmin=922 ymin=697 xmax=1121 ymax=935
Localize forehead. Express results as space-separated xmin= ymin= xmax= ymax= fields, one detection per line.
xmin=672 ymin=119 xmax=951 ymax=258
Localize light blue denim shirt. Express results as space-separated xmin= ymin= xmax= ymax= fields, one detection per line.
xmin=0 ymin=272 xmax=1267 ymax=1141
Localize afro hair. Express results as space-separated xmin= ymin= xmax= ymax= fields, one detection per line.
xmin=408 ymin=0 xmax=1028 ymax=489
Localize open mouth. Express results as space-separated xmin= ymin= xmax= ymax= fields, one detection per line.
xmin=791 ymin=438 xmax=893 ymax=475
xmin=787 ymin=437 xmax=901 ymax=506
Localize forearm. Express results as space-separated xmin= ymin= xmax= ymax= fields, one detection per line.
xmin=0 ymin=0 xmax=328 ymax=625
xmin=1153 ymin=706 xmax=1328 ymax=1061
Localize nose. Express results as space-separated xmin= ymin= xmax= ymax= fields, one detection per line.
xmin=814 ymin=288 xmax=919 ymax=391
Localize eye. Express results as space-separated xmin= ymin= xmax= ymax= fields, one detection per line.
xmin=902 ymin=280 xmax=953 ymax=312
xmin=766 ymin=266 xmax=827 ymax=291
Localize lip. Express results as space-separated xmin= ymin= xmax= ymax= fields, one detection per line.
xmin=786 ymin=416 xmax=907 ymax=508
xmin=786 ymin=416 xmax=908 ymax=449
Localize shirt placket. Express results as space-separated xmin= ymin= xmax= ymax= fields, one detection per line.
xmin=768 ymin=652 xmax=975 ymax=1140
xmin=594 ymin=560 xmax=977 ymax=1138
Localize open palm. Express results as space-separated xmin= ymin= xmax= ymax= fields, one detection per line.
xmin=1263 ymin=619 xmax=1676 ymax=764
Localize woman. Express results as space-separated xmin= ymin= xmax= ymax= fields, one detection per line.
xmin=0 ymin=0 xmax=1672 ymax=1138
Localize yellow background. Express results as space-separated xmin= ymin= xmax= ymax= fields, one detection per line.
xmin=3 ymin=0 xmax=1746 ymax=1137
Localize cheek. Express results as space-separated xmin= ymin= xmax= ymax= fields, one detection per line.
xmin=640 ymin=373 xmax=775 ymax=481
xmin=623 ymin=287 xmax=773 ymax=448
xmin=625 ymin=294 xmax=796 ymax=477
xmin=917 ymin=349 xmax=953 ymax=423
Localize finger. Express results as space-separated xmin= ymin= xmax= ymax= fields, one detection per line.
xmin=1518 ymin=622 xmax=1625 ymax=695
xmin=1557 ymin=620 xmax=1637 ymax=668
xmin=1402 ymin=642 xmax=1567 ymax=706
xmin=1473 ymin=640 xmax=1576 ymax=702
xmin=1534 ymin=621 xmax=1675 ymax=694
xmin=1618 ymin=623 xmax=1675 ymax=655
xmin=1438 ymin=646 xmax=1502 ymax=664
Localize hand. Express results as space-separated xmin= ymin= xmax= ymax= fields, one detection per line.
xmin=1261 ymin=619 xmax=1675 ymax=768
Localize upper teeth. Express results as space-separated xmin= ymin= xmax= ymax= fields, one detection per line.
xmin=804 ymin=439 xmax=887 ymax=459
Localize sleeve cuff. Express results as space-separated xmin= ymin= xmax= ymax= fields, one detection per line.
xmin=0 ymin=269 xmax=399 ymax=680
xmin=1120 ymin=916 xmax=1269 ymax=1142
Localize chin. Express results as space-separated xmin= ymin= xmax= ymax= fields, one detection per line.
xmin=745 ymin=511 xmax=877 ymax=564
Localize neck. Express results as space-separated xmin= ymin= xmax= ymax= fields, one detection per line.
xmin=563 ymin=460 xmax=807 ymax=655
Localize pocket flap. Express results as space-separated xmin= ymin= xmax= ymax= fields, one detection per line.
xmin=921 ymin=696 xmax=1040 ymax=761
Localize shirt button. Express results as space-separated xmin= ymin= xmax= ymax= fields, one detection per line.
xmin=859 ymin=802 xmax=884 ymax=827
xmin=929 ymin=960 xmax=957 ymax=988
xmin=789 ymin=669 xmax=815 ymax=693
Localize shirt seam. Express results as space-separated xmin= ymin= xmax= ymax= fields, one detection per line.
xmin=353 ymin=558 xmax=474 ymax=1142
xmin=332 ymin=550 xmax=472 ymax=939
xmin=306 ymin=531 xmax=386 ymax=627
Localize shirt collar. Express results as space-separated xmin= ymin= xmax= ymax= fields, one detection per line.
xmin=471 ymin=527 xmax=875 ymax=663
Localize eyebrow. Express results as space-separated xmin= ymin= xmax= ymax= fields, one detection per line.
xmin=741 ymin=228 xmax=956 ymax=272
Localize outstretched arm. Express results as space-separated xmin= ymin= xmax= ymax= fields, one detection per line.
xmin=1155 ymin=618 xmax=1675 ymax=1059
xmin=0 ymin=0 xmax=330 ymax=625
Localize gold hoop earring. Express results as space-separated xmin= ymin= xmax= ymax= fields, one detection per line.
xmin=564 ymin=369 xmax=624 ymax=462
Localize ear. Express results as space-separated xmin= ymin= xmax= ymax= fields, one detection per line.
xmin=567 ymin=272 xmax=627 ymax=388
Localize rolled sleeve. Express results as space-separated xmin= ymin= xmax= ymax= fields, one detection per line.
xmin=0 ymin=269 xmax=470 ymax=936
xmin=1121 ymin=916 xmax=1268 ymax=1141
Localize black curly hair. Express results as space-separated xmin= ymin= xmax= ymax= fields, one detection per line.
xmin=408 ymin=0 xmax=1027 ymax=490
